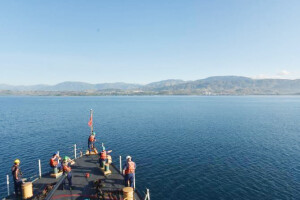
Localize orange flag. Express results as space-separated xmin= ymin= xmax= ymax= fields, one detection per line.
xmin=88 ymin=114 xmax=93 ymax=127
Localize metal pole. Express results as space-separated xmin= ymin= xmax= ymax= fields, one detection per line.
xmin=147 ymin=189 xmax=150 ymax=200
xmin=6 ymin=174 xmax=9 ymax=196
xmin=57 ymin=151 xmax=60 ymax=166
xmin=74 ymin=144 xmax=77 ymax=159
xmin=133 ymin=173 xmax=136 ymax=190
xmin=119 ymin=156 xmax=122 ymax=174
xmin=144 ymin=189 xmax=149 ymax=200
xmin=38 ymin=159 xmax=42 ymax=178
xmin=90 ymin=109 xmax=93 ymax=134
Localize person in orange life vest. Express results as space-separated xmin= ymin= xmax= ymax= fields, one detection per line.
xmin=62 ymin=156 xmax=74 ymax=190
xmin=11 ymin=159 xmax=23 ymax=197
xmin=49 ymin=152 xmax=62 ymax=171
xmin=99 ymin=145 xmax=112 ymax=166
xmin=122 ymin=156 xmax=136 ymax=188
xmin=88 ymin=132 xmax=96 ymax=154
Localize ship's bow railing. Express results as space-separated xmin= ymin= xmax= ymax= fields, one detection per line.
xmin=117 ymin=155 xmax=150 ymax=200
xmin=44 ymin=175 xmax=66 ymax=200
xmin=5 ymin=144 xmax=151 ymax=200
xmin=5 ymin=144 xmax=81 ymax=197
xmin=144 ymin=188 xmax=150 ymax=200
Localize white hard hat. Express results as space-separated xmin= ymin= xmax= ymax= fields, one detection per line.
xmin=126 ymin=156 xmax=131 ymax=160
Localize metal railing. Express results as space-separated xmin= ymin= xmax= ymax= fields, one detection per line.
xmin=74 ymin=144 xmax=77 ymax=159
xmin=118 ymin=154 xmax=150 ymax=200
xmin=5 ymin=144 xmax=151 ymax=200
xmin=118 ymin=155 xmax=123 ymax=176
xmin=44 ymin=175 xmax=66 ymax=200
xmin=38 ymin=159 xmax=42 ymax=179
xmin=6 ymin=175 xmax=9 ymax=196
xmin=5 ymin=144 xmax=80 ymax=197
xmin=144 ymin=188 xmax=151 ymax=200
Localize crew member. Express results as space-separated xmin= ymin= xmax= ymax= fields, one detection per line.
xmin=99 ymin=145 xmax=112 ymax=166
xmin=62 ymin=156 xmax=74 ymax=190
xmin=49 ymin=152 xmax=62 ymax=172
xmin=11 ymin=159 xmax=23 ymax=197
xmin=88 ymin=132 xmax=96 ymax=154
xmin=122 ymin=156 xmax=136 ymax=188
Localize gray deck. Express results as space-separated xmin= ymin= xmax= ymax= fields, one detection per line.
xmin=4 ymin=155 xmax=142 ymax=200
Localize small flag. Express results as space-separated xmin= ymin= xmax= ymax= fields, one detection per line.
xmin=88 ymin=114 xmax=93 ymax=127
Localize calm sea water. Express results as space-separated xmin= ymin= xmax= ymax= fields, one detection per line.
xmin=0 ymin=96 xmax=300 ymax=199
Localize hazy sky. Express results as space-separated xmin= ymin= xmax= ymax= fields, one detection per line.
xmin=0 ymin=0 xmax=299 ymax=85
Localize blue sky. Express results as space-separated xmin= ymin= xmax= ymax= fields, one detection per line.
xmin=0 ymin=0 xmax=299 ymax=85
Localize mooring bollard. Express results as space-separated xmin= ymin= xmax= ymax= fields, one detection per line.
xmin=38 ymin=159 xmax=42 ymax=178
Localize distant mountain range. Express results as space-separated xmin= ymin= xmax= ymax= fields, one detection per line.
xmin=0 ymin=82 xmax=141 ymax=91
xmin=1 ymin=76 xmax=300 ymax=95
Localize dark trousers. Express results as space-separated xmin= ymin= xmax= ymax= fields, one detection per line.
xmin=57 ymin=162 xmax=62 ymax=170
xmin=88 ymin=142 xmax=95 ymax=152
xmin=63 ymin=172 xmax=72 ymax=188
xmin=99 ymin=158 xmax=107 ymax=167
xmin=13 ymin=179 xmax=22 ymax=196
xmin=125 ymin=173 xmax=134 ymax=188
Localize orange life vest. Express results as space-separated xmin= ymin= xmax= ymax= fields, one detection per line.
xmin=125 ymin=161 xmax=135 ymax=174
xmin=89 ymin=135 xmax=95 ymax=142
xmin=50 ymin=158 xmax=58 ymax=167
xmin=63 ymin=165 xmax=71 ymax=173
xmin=100 ymin=151 xmax=107 ymax=160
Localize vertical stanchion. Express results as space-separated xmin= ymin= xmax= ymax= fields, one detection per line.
xmin=134 ymin=174 xmax=136 ymax=190
xmin=119 ymin=156 xmax=122 ymax=174
xmin=74 ymin=144 xmax=77 ymax=159
xmin=57 ymin=151 xmax=60 ymax=166
xmin=90 ymin=109 xmax=93 ymax=134
xmin=147 ymin=189 xmax=150 ymax=200
xmin=38 ymin=159 xmax=42 ymax=178
xmin=6 ymin=175 xmax=10 ymax=196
